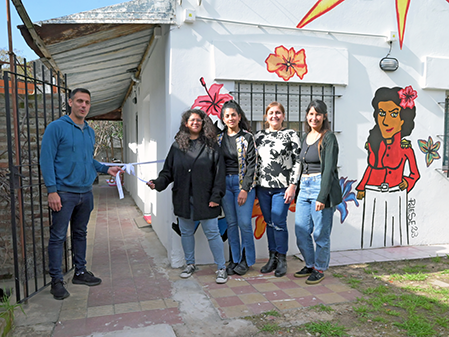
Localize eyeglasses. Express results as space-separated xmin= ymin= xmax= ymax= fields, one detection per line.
xmin=188 ymin=118 xmax=203 ymax=123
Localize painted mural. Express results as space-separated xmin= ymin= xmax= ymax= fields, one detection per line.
xmin=265 ymin=46 xmax=308 ymax=81
xmin=417 ymin=136 xmax=441 ymax=167
xmin=356 ymin=86 xmax=420 ymax=249
xmin=296 ymin=0 xmax=430 ymax=49
xmin=191 ymin=77 xmax=233 ymax=116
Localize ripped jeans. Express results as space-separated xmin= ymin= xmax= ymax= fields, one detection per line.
xmin=256 ymin=186 xmax=290 ymax=255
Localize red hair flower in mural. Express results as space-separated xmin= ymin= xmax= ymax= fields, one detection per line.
xmin=265 ymin=46 xmax=308 ymax=81
xmin=398 ymin=85 xmax=417 ymax=109
xmin=191 ymin=77 xmax=233 ymax=117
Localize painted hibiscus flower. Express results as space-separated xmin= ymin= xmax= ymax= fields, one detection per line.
xmin=191 ymin=77 xmax=233 ymax=117
xmin=398 ymin=86 xmax=417 ymax=109
xmin=418 ymin=136 xmax=441 ymax=167
xmin=336 ymin=177 xmax=359 ymax=224
xmin=265 ymin=46 xmax=308 ymax=81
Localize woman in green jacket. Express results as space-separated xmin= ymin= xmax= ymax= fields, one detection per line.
xmin=294 ymin=100 xmax=342 ymax=284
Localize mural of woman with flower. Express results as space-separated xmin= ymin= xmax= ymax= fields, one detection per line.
xmin=356 ymin=86 xmax=420 ymax=249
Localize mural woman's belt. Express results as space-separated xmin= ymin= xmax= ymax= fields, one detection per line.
xmin=365 ymin=183 xmax=401 ymax=193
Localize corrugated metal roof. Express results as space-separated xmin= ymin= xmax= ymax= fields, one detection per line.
xmin=17 ymin=0 xmax=175 ymax=119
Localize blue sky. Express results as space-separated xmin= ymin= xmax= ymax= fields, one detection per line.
xmin=1 ymin=0 xmax=125 ymax=60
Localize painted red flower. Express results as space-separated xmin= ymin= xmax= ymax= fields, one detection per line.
xmin=398 ymin=85 xmax=417 ymax=109
xmin=191 ymin=78 xmax=233 ymax=117
xmin=265 ymin=46 xmax=308 ymax=81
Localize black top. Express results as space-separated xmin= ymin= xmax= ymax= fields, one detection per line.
xmin=300 ymin=138 xmax=321 ymax=174
xmin=221 ymin=133 xmax=239 ymax=175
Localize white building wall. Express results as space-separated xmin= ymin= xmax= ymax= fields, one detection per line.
xmin=125 ymin=0 xmax=449 ymax=267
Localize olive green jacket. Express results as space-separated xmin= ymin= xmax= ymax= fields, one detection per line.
xmin=300 ymin=131 xmax=342 ymax=208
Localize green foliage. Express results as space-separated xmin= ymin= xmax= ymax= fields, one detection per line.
xmin=390 ymin=272 xmax=428 ymax=282
xmin=346 ymin=277 xmax=361 ymax=288
xmin=431 ymin=255 xmax=441 ymax=263
xmin=260 ymin=323 xmax=281 ymax=334
xmin=362 ymin=285 xmax=388 ymax=295
xmin=0 ymin=295 xmax=25 ymax=337
xmin=393 ymin=315 xmax=436 ymax=337
xmin=263 ymin=309 xmax=280 ymax=317
xmin=304 ymin=321 xmax=349 ymax=337
xmin=311 ymin=304 xmax=334 ymax=313
xmin=402 ymin=264 xmax=428 ymax=273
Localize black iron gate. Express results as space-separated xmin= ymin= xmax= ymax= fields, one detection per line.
xmin=1 ymin=57 xmax=72 ymax=303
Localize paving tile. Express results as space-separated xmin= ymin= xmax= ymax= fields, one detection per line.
xmin=238 ymin=293 xmax=267 ymax=305
xmin=295 ymin=295 xmax=324 ymax=307
xmin=283 ymin=287 xmax=313 ymax=298
xmin=262 ymin=289 xmax=290 ymax=301
xmin=220 ymin=304 xmax=252 ymax=318
xmin=325 ymin=283 xmax=352 ymax=292
xmin=247 ymin=301 xmax=276 ymax=315
xmin=316 ymin=292 xmax=349 ymax=304
xmin=208 ymin=287 xmax=235 ymax=298
xmin=304 ymin=285 xmax=333 ymax=295
xmin=252 ymin=282 xmax=280 ymax=292
xmin=87 ymin=305 xmax=114 ymax=318
xmin=274 ymin=280 xmax=301 ymax=289
xmin=338 ymin=290 xmax=363 ymax=301
xmin=163 ymin=298 xmax=179 ymax=308
xmin=272 ymin=299 xmax=303 ymax=310
xmin=214 ymin=295 xmax=245 ymax=307
xmin=231 ymin=285 xmax=258 ymax=295
xmin=114 ymin=301 xmax=141 ymax=314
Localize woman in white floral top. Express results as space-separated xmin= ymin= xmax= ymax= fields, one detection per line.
xmin=255 ymin=101 xmax=301 ymax=277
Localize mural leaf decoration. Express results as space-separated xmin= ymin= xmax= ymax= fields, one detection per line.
xmin=265 ymin=46 xmax=308 ymax=81
xmin=398 ymin=85 xmax=417 ymax=109
xmin=417 ymin=136 xmax=441 ymax=167
xmin=252 ymin=199 xmax=296 ymax=239
xmin=297 ymin=0 xmax=346 ymax=28
xmin=191 ymin=77 xmax=233 ymax=117
xmin=336 ymin=177 xmax=359 ymax=224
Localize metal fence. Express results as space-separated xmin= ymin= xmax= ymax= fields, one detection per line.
xmin=1 ymin=57 xmax=72 ymax=303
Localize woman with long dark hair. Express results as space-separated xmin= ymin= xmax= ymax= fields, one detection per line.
xmin=147 ymin=109 xmax=228 ymax=284
xmin=294 ymin=100 xmax=341 ymax=284
xmin=356 ymin=87 xmax=420 ymax=248
xmin=217 ymin=100 xmax=257 ymax=276
xmin=255 ymin=101 xmax=301 ymax=277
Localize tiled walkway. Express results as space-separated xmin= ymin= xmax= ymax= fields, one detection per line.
xmin=18 ymin=180 xmax=449 ymax=336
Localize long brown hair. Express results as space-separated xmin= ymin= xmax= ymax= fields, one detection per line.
xmin=305 ymin=100 xmax=331 ymax=153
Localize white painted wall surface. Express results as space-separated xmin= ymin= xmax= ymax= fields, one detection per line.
xmin=124 ymin=0 xmax=449 ymax=267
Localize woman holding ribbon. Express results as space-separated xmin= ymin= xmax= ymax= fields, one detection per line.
xmin=147 ymin=109 xmax=228 ymax=284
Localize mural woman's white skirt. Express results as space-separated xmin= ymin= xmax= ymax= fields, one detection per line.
xmin=361 ymin=187 xmax=408 ymax=249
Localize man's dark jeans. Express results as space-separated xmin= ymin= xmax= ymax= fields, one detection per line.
xmin=48 ymin=191 xmax=94 ymax=281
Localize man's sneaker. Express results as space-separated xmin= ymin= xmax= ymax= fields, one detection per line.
xmin=180 ymin=264 xmax=196 ymax=278
xmin=51 ymin=279 xmax=70 ymax=300
xmin=72 ymin=271 xmax=102 ymax=286
xmin=305 ymin=269 xmax=325 ymax=284
xmin=294 ymin=266 xmax=314 ymax=278
xmin=215 ymin=268 xmax=228 ymax=284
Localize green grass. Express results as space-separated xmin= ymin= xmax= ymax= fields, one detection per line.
xmin=432 ymin=255 xmax=442 ymax=263
xmin=260 ymin=323 xmax=281 ymax=334
xmin=304 ymin=321 xmax=349 ymax=337
xmin=402 ymin=264 xmax=428 ymax=273
xmin=362 ymin=284 xmax=388 ymax=295
xmin=394 ymin=315 xmax=436 ymax=337
xmin=390 ymin=272 xmax=428 ymax=281
xmin=346 ymin=277 xmax=361 ymax=288
xmin=0 ymin=295 xmax=25 ymax=337
xmin=263 ymin=309 xmax=280 ymax=317
xmin=311 ymin=303 xmax=334 ymax=313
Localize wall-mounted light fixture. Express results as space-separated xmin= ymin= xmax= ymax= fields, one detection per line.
xmin=379 ymin=40 xmax=399 ymax=72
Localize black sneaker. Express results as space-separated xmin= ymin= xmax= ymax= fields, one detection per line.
xmin=226 ymin=262 xmax=238 ymax=276
xmin=294 ymin=266 xmax=314 ymax=278
xmin=51 ymin=280 xmax=70 ymax=300
xmin=72 ymin=271 xmax=102 ymax=286
xmin=305 ymin=270 xmax=325 ymax=284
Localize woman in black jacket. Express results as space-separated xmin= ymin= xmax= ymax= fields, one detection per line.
xmin=147 ymin=109 xmax=228 ymax=284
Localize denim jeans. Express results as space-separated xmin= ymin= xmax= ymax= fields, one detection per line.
xmin=221 ymin=175 xmax=256 ymax=266
xmin=295 ymin=174 xmax=335 ymax=271
xmin=256 ymin=186 xmax=290 ymax=255
xmin=48 ymin=191 xmax=94 ymax=281
xmin=178 ymin=199 xmax=226 ymax=270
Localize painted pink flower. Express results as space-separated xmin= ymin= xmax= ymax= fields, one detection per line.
xmin=191 ymin=78 xmax=233 ymax=117
xmin=265 ymin=46 xmax=308 ymax=81
xmin=398 ymin=86 xmax=417 ymax=109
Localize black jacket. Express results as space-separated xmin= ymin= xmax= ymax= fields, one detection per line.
xmin=153 ymin=140 xmax=226 ymax=221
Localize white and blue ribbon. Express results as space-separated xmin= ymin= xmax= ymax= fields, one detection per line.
xmin=102 ymin=159 xmax=165 ymax=199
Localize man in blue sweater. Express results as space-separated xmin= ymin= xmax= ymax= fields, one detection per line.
xmin=40 ymin=88 xmax=122 ymax=300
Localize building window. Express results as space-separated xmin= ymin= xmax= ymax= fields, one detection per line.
xmin=230 ymin=82 xmax=336 ymax=136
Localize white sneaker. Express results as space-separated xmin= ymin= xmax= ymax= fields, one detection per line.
xmin=180 ymin=264 xmax=196 ymax=278
xmin=215 ymin=268 xmax=228 ymax=284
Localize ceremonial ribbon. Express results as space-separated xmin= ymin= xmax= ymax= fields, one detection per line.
xmin=102 ymin=159 xmax=165 ymax=199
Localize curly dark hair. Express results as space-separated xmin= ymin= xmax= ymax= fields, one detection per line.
xmin=368 ymin=87 xmax=416 ymax=166
xmin=220 ymin=100 xmax=252 ymax=132
xmin=175 ymin=109 xmax=217 ymax=151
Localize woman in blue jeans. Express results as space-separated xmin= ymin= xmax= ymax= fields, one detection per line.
xmin=294 ymin=100 xmax=342 ymax=284
xmin=218 ymin=100 xmax=257 ymax=276
xmin=148 ymin=109 xmax=228 ymax=284
xmin=255 ymin=102 xmax=301 ymax=277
